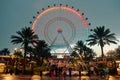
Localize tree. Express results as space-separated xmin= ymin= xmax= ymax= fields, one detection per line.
xmin=74 ymin=40 xmax=85 ymax=55
xmin=115 ymin=46 xmax=120 ymax=59
xmin=106 ymin=50 xmax=115 ymax=57
xmin=87 ymin=26 xmax=118 ymax=57
xmin=83 ymin=47 xmax=96 ymax=61
xmin=11 ymin=27 xmax=38 ymax=73
xmin=71 ymin=51 xmax=79 ymax=57
xmin=27 ymin=46 xmax=35 ymax=61
xmin=35 ymin=40 xmax=51 ymax=65
xmin=14 ymin=49 xmax=23 ymax=58
xmin=0 ymin=48 xmax=10 ymax=55
xmin=74 ymin=40 xmax=95 ymax=62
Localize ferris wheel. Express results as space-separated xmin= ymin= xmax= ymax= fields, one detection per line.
xmin=30 ymin=4 xmax=90 ymax=54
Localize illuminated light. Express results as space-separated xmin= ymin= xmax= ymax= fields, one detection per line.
xmin=32 ymin=6 xmax=88 ymax=31
xmin=57 ymin=55 xmax=63 ymax=58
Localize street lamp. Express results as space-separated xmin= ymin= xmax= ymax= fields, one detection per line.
xmin=14 ymin=48 xmax=23 ymax=74
xmin=14 ymin=48 xmax=17 ymax=53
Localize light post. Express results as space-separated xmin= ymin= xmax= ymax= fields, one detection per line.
xmin=14 ymin=48 xmax=23 ymax=74
xmin=14 ymin=48 xmax=17 ymax=52
xmin=14 ymin=48 xmax=18 ymax=74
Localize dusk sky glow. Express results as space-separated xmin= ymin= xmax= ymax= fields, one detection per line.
xmin=0 ymin=0 xmax=120 ymax=56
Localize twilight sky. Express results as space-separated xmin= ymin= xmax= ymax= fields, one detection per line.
xmin=0 ymin=0 xmax=120 ymax=56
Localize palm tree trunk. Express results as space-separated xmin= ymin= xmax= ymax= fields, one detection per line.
xmin=100 ymin=45 xmax=104 ymax=57
xmin=23 ymin=43 xmax=28 ymax=74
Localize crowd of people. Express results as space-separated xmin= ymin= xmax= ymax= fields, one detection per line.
xmin=89 ymin=65 xmax=109 ymax=78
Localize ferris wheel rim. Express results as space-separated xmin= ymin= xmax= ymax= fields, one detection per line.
xmin=32 ymin=6 xmax=89 ymax=31
xmin=31 ymin=5 xmax=90 ymax=47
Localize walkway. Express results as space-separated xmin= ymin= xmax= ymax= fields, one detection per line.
xmin=0 ymin=74 xmax=120 ymax=80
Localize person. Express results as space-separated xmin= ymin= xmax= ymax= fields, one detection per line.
xmin=55 ymin=66 xmax=58 ymax=77
xmin=69 ymin=68 xmax=72 ymax=77
xmin=9 ymin=67 xmax=13 ymax=75
xmin=40 ymin=70 xmax=42 ymax=77
xmin=63 ymin=67 xmax=66 ymax=78
xmin=90 ymin=66 xmax=94 ymax=75
xmin=94 ymin=65 xmax=98 ymax=75
xmin=103 ymin=67 xmax=109 ymax=79
xmin=98 ymin=69 xmax=104 ymax=78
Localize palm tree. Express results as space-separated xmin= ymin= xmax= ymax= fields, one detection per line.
xmin=0 ymin=48 xmax=10 ymax=55
xmin=74 ymin=40 xmax=95 ymax=61
xmin=74 ymin=40 xmax=85 ymax=55
xmin=84 ymin=47 xmax=96 ymax=61
xmin=27 ymin=46 xmax=35 ymax=61
xmin=87 ymin=26 xmax=118 ymax=57
xmin=14 ymin=50 xmax=23 ymax=58
xmin=35 ymin=40 xmax=51 ymax=65
xmin=71 ymin=51 xmax=79 ymax=57
xmin=115 ymin=46 xmax=120 ymax=59
xmin=11 ymin=27 xmax=38 ymax=73
xmin=36 ymin=40 xmax=50 ymax=57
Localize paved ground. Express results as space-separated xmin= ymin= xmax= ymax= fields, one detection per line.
xmin=0 ymin=74 xmax=120 ymax=80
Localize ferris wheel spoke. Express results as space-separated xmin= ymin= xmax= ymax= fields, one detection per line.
xmin=31 ymin=4 xmax=90 ymax=55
